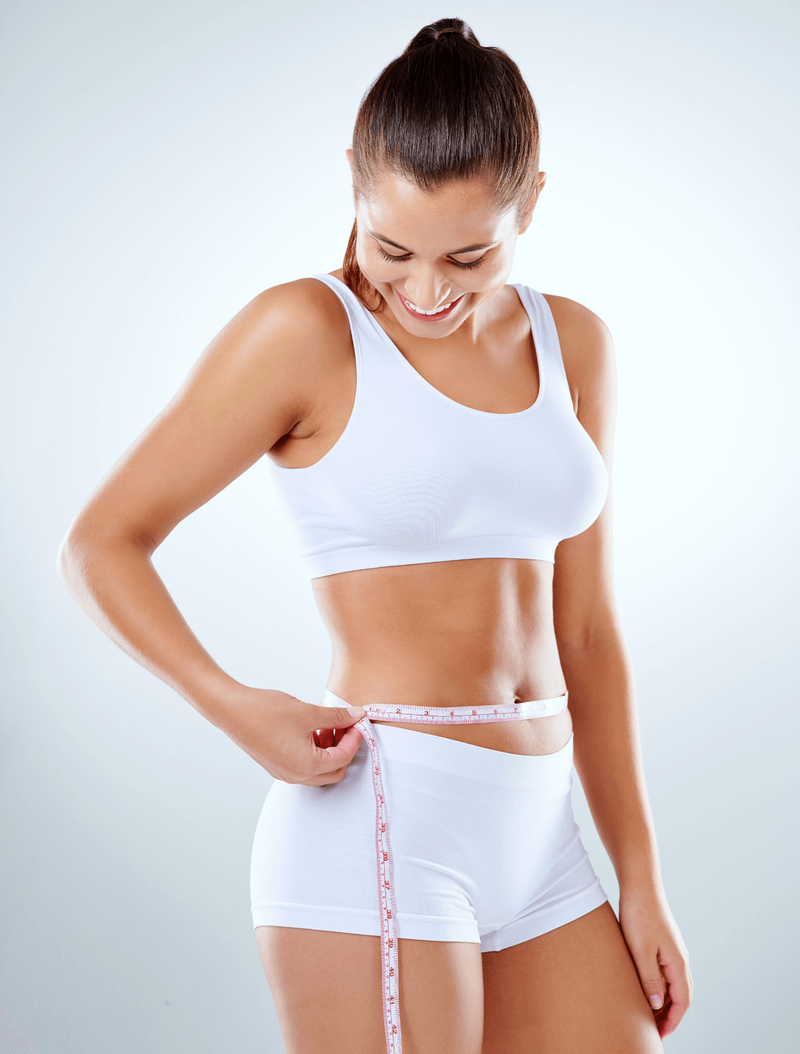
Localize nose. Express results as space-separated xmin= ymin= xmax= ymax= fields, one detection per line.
xmin=402 ymin=266 xmax=452 ymax=312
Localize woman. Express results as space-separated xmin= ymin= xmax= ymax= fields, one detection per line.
xmin=58 ymin=17 xmax=692 ymax=1054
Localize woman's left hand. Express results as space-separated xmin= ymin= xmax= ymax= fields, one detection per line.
xmin=618 ymin=888 xmax=693 ymax=1038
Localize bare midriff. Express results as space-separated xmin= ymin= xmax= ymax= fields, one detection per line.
xmin=312 ymin=556 xmax=573 ymax=757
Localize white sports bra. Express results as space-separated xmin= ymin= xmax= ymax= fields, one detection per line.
xmin=268 ymin=273 xmax=608 ymax=580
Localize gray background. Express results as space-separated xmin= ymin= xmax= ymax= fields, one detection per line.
xmin=1 ymin=0 xmax=798 ymax=1051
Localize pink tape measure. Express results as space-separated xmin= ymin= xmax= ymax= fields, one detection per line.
xmin=321 ymin=690 xmax=569 ymax=1054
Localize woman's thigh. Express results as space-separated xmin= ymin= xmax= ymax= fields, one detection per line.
xmin=481 ymin=902 xmax=662 ymax=1054
xmin=256 ymin=925 xmax=484 ymax=1054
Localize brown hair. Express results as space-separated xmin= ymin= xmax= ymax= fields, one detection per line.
xmin=342 ymin=17 xmax=541 ymax=311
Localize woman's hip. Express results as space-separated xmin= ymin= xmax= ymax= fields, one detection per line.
xmin=250 ymin=723 xmax=585 ymax=931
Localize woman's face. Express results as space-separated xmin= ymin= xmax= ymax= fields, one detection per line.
xmin=350 ymin=159 xmax=544 ymax=340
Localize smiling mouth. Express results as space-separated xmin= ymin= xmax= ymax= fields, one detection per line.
xmin=396 ymin=290 xmax=465 ymax=321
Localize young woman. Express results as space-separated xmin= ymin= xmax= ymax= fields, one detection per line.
xmin=58 ymin=17 xmax=692 ymax=1054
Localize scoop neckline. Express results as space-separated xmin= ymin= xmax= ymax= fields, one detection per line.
xmin=321 ymin=274 xmax=545 ymax=419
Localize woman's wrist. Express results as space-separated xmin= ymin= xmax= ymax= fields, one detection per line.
xmin=612 ymin=842 xmax=666 ymax=904
xmin=618 ymin=870 xmax=667 ymax=906
xmin=180 ymin=669 xmax=255 ymax=729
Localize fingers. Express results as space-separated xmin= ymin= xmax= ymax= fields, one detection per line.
xmin=299 ymin=724 xmax=365 ymax=786
xmin=656 ymin=952 xmax=693 ymax=1037
xmin=319 ymin=723 xmax=364 ymax=766
xmin=313 ymin=724 xmax=363 ymax=751
xmin=636 ymin=961 xmax=667 ymax=1016
xmin=302 ymin=766 xmax=349 ymax=786
xmin=309 ymin=703 xmax=366 ymax=730
xmin=297 ymin=700 xmax=367 ymax=782
xmin=632 ymin=944 xmax=692 ymax=1039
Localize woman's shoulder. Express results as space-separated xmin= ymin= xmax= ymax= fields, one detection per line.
xmin=538 ymin=292 xmax=616 ymax=403
xmin=189 ymin=275 xmax=353 ymax=443
xmin=247 ymin=273 xmax=351 ymax=341
xmin=239 ymin=273 xmax=355 ymax=389
xmin=539 ymin=291 xmax=612 ymax=344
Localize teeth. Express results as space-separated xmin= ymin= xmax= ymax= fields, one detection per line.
xmin=402 ymin=294 xmax=455 ymax=315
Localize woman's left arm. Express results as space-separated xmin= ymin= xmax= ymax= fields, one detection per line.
xmin=546 ymin=295 xmax=693 ymax=1039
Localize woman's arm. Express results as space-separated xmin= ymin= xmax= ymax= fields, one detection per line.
xmin=547 ymin=294 xmax=693 ymax=1038
xmin=57 ymin=280 xmax=366 ymax=785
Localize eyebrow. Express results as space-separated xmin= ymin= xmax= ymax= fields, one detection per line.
xmin=367 ymin=228 xmax=496 ymax=255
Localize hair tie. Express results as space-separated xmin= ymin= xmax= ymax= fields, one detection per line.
xmin=436 ymin=27 xmax=463 ymax=38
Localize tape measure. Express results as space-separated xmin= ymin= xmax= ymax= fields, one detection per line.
xmin=324 ymin=691 xmax=569 ymax=1054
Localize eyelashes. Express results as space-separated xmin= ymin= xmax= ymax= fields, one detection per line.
xmin=376 ymin=247 xmax=486 ymax=271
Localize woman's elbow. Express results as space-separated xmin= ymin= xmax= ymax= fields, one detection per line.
xmin=56 ymin=523 xmax=94 ymax=593
xmin=56 ymin=515 xmax=126 ymax=589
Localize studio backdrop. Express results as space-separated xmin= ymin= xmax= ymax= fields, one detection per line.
xmin=1 ymin=1 xmax=798 ymax=1052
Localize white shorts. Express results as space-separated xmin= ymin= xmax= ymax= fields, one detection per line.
xmin=250 ymin=723 xmax=607 ymax=952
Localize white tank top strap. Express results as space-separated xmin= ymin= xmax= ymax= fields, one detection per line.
xmin=510 ymin=283 xmax=572 ymax=404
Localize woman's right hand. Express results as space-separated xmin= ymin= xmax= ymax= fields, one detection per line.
xmin=214 ymin=686 xmax=366 ymax=786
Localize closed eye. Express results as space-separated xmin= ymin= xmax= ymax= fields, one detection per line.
xmin=376 ymin=247 xmax=486 ymax=271
xmin=377 ymin=247 xmax=410 ymax=263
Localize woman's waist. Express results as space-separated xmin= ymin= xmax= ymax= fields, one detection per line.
xmin=325 ymin=642 xmax=567 ymax=709
xmin=321 ymin=675 xmax=572 ymax=757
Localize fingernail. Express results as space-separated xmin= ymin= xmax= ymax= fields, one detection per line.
xmin=347 ymin=707 xmax=365 ymax=717
xmin=649 ymin=995 xmax=663 ymax=1009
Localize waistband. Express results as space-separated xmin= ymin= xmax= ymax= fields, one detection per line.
xmin=320 ymin=686 xmax=573 ymax=789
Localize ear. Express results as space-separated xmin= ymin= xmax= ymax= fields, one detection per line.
xmin=517 ymin=171 xmax=547 ymax=235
